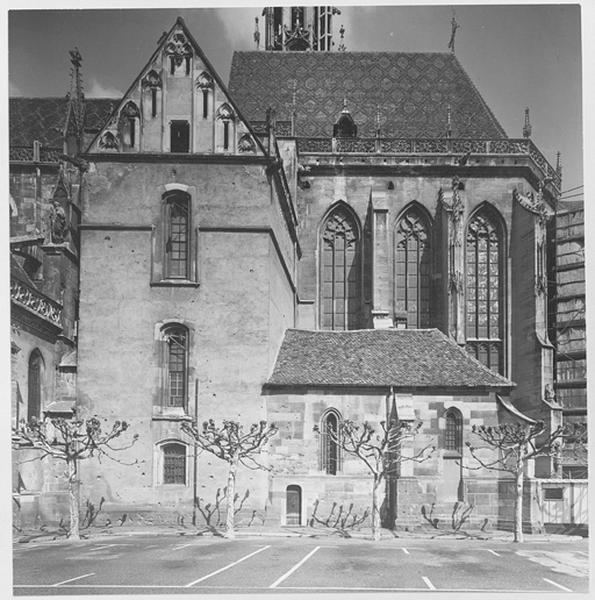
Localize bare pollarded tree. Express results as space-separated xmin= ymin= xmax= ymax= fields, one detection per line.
xmin=316 ymin=418 xmax=434 ymax=541
xmin=182 ymin=419 xmax=278 ymax=539
xmin=14 ymin=414 xmax=139 ymax=540
xmin=466 ymin=421 xmax=587 ymax=542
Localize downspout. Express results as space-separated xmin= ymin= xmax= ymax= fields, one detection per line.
xmin=192 ymin=378 xmax=199 ymax=526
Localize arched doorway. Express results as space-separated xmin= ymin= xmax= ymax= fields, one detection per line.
xmin=286 ymin=485 xmax=302 ymax=526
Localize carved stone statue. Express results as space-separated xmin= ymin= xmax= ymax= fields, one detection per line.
xmin=50 ymin=200 xmax=68 ymax=244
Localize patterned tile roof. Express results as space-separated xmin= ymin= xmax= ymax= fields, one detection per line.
xmin=9 ymin=97 xmax=116 ymax=149
xmin=229 ymin=51 xmax=506 ymax=139
xmin=267 ymin=328 xmax=514 ymax=389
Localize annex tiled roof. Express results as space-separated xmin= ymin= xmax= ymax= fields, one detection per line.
xmin=9 ymin=97 xmax=116 ymax=148
xmin=267 ymin=328 xmax=513 ymax=389
xmin=229 ymin=51 xmax=507 ymax=139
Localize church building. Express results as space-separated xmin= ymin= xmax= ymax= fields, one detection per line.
xmin=11 ymin=8 xmax=572 ymax=531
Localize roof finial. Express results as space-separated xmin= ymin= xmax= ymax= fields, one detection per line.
xmin=291 ymin=79 xmax=297 ymax=136
xmin=67 ymin=47 xmax=85 ymax=149
xmin=375 ymin=104 xmax=381 ymax=137
xmin=523 ymin=107 xmax=532 ymax=138
xmin=448 ymin=9 xmax=460 ymax=53
xmin=342 ymin=98 xmax=348 ymax=113
xmin=254 ymin=17 xmax=260 ymax=50
xmin=446 ymin=104 xmax=452 ymax=138
xmin=556 ymin=151 xmax=563 ymax=180
xmin=337 ymin=24 xmax=346 ymax=52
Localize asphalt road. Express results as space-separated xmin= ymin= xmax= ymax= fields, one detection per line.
xmin=12 ymin=533 xmax=590 ymax=595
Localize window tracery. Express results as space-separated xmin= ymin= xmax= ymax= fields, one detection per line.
xmin=465 ymin=206 xmax=504 ymax=373
xmin=320 ymin=206 xmax=361 ymax=330
xmin=394 ymin=205 xmax=431 ymax=328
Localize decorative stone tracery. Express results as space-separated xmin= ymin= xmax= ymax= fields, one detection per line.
xmin=142 ymin=69 xmax=162 ymax=89
xmin=11 ymin=280 xmax=62 ymax=327
xmin=165 ymin=32 xmax=192 ymax=66
xmin=195 ymin=71 xmax=214 ymax=89
xmin=99 ymin=131 xmax=119 ymax=150
xmin=238 ymin=133 xmax=256 ymax=153
xmin=216 ymin=103 xmax=235 ymax=121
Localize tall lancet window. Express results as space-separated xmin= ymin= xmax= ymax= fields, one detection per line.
xmin=394 ymin=205 xmax=431 ymax=328
xmin=465 ymin=206 xmax=505 ymax=374
xmin=320 ymin=206 xmax=361 ymax=330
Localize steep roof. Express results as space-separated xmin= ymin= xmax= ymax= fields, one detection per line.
xmin=229 ymin=51 xmax=506 ymax=139
xmin=267 ymin=328 xmax=514 ymax=389
xmin=9 ymin=97 xmax=116 ymax=148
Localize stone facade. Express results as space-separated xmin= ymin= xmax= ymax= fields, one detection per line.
xmin=9 ymin=14 xmax=576 ymax=533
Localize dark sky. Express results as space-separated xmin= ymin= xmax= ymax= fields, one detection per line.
xmin=7 ymin=3 xmax=584 ymax=193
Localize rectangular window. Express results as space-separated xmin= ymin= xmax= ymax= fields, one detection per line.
xmin=170 ymin=121 xmax=190 ymax=153
xmin=165 ymin=197 xmax=190 ymax=279
xmin=223 ymin=121 xmax=230 ymax=150
xmin=163 ymin=444 xmax=186 ymax=484
xmin=163 ymin=326 xmax=188 ymax=409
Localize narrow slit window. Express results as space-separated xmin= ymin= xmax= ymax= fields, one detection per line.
xmin=223 ymin=121 xmax=230 ymax=150
xmin=151 ymin=89 xmax=157 ymax=118
xmin=202 ymin=90 xmax=209 ymax=119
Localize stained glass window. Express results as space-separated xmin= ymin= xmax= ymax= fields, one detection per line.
xmin=321 ymin=207 xmax=361 ymax=330
xmin=163 ymin=443 xmax=186 ymax=484
xmin=395 ymin=206 xmax=431 ymax=328
xmin=465 ymin=207 xmax=504 ymax=374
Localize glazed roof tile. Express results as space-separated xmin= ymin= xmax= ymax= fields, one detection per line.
xmin=229 ymin=51 xmax=506 ymax=139
xmin=267 ymin=328 xmax=514 ymax=389
xmin=9 ymin=97 xmax=116 ymax=149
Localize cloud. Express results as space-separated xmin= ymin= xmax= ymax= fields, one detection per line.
xmin=213 ymin=8 xmax=257 ymax=50
xmin=9 ymin=81 xmax=22 ymax=96
xmin=85 ymin=77 xmax=122 ymax=98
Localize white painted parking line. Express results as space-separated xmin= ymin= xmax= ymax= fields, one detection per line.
xmin=402 ymin=548 xmax=410 ymax=554
xmin=422 ymin=576 xmax=436 ymax=590
xmin=577 ymin=551 xmax=588 ymax=557
xmin=184 ymin=545 xmax=270 ymax=587
xmin=488 ymin=549 xmax=501 ymax=556
xmin=172 ymin=543 xmax=192 ymax=551
xmin=543 ymin=577 xmax=572 ymax=592
xmin=52 ymin=572 xmax=95 ymax=587
xmin=269 ymin=546 xmax=321 ymax=589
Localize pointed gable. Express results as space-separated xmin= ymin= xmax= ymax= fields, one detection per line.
xmin=88 ymin=17 xmax=264 ymax=157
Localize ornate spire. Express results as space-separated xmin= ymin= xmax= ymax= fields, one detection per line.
xmin=337 ymin=24 xmax=346 ymax=52
xmin=66 ymin=47 xmax=85 ymax=151
xmin=448 ymin=10 xmax=460 ymax=53
xmin=446 ymin=104 xmax=452 ymax=138
xmin=556 ymin=151 xmax=563 ymax=180
xmin=254 ymin=17 xmax=260 ymax=50
xmin=523 ymin=107 xmax=532 ymax=138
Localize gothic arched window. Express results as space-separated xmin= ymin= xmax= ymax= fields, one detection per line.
xmin=465 ymin=206 xmax=504 ymax=374
xmin=444 ymin=408 xmax=463 ymax=453
xmin=320 ymin=410 xmax=341 ymax=475
xmin=394 ymin=205 xmax=431 ymax=328
xmin=27 ymin=350 xmax=44 ymax=421
xmin=320 ymin=206 xmax=361 ymax=330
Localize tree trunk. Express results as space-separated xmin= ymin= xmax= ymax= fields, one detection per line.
xmin=513 ymin=454 xmax=524 ymax=543
xmin=371 ymin=475 xmax=381 ymax=541
xmin=67 ymin=458 xmax=80 ymax=540
xmin=225 ymin=454 xmax=238 ymax=539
